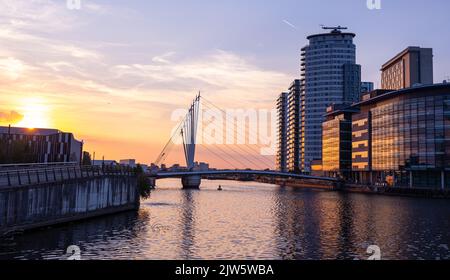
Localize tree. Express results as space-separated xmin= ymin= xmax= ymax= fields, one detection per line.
xmin=135 ymin=164 xmax=152 ymax=199
xmin=82 ymin=151 xmax=92 ymax=166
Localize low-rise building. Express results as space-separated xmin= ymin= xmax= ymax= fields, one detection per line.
xmin=119 ymin=159 xmax=136 ymax=168
xmin=0 ymin=126 xmax=83 ymax=164
xmin=193 ymin=162 xmax=209 ymax=171
xmin=92 ymin=160 xmax=118 ymax=167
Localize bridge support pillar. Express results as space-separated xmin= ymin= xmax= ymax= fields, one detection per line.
xmin=182 ymin=175 xmax=201 ymax=189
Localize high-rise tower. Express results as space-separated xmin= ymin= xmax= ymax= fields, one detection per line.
xmin=286 ymin=80 xmax=301 ymax=173
xmin=276 ymin=92 xmax=288 ymax=172
xmin=300 ymin=26 xmax=361 ymax=172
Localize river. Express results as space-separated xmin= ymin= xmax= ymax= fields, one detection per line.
xmin=1 ymin=179 xmax=449 ymax=260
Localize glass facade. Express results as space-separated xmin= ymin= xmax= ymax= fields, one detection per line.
xmin=371 ymin=95 xmax=445 ymax=171
xmin=323 ymin=84 xmax=450 ymax=189
xmin=368 ymin=93 xmax=449 ymax=188
xmin=322 ymin=113 xmax=352 ymax=178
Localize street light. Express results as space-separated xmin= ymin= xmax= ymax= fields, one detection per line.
xmin=7 ymin=124 xmax=11 ymax=163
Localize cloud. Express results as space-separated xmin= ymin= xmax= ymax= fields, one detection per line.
xmin=111 ymin=49 xmax=290 ymax=106
xmin=0 ymin=0 xmax=77 ymax=33
xmin=0 ymin=1 xmax=287 ymax=167
xmin=83 ymin=2 xmax=111 ymax=15
xmin=0 ymin=1 xmax=288 ymax=109
xmin=0 ymin=0 xmax=102 ymax=62
xmin=152 ymin=52 xmax=176 ymax=64
xmin=0 ymin=57 xmax=28 ymax=80
xmin=50 ymin=45 xmax=101 ymax=59
xmin=0 ymin=111 xmax=24 ymax=124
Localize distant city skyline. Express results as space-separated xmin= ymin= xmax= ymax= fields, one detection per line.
xmin=0 ymin=0 xmax=449 ymax=167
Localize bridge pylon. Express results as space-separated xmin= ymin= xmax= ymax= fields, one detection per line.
xmin=181 ymin=94 xmax=201 ymax=189
xmin=181 ymin=175 xmax=202 ymax=189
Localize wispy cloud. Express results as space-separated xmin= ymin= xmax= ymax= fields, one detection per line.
xmin=83 ymin=2 xmax=110 ymax=14
xmin=0 ymin=57 xmax=36 ymax=80
xmin=111 ymin=49 xmax=290 ymax=106
xmin=152 ymin=52 xmax=176 ymax=64
xmin=0 ymin=1 xmax=289 ymax=166
xmin=0 ymin=0 xmax=77 ymax=33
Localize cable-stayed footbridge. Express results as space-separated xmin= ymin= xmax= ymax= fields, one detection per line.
xmin=152 ymin=94 xmax=338 ymax=189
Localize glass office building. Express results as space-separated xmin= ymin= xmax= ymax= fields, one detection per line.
xmin=322 ymin=83 xmax=450 ymax=189
xmin=322 ymin=105 xmax=356 ymax=178
xmin=367 ymin=84 xmax=450 ymax=188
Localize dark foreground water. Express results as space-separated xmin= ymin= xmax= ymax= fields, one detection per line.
xmin=1 ymin=179 xmax=450 ymax=260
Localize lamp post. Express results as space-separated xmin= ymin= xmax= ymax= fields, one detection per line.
xmin=7 ymin=124 xmax=11 ymax=163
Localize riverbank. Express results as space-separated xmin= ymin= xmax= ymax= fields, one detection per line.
xmin=343 ymin=184 xmax=450 ymax=199
xmin=255 ymin=177 xmax=450 ymax=199
xmin=0 ymin=175 xmax=139 ymax=236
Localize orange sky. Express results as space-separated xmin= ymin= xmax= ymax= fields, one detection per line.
xmin=0 ymin=1 xmax=283 ymax=169
xmin=3 ymin=1 xmax=450 ymax=169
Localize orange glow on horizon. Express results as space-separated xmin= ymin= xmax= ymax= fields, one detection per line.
xmin=15 ymin=97 xmax=52 ymax=129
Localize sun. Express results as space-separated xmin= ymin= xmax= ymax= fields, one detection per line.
xmin=16 ymin=98 xmax=52 ymax=129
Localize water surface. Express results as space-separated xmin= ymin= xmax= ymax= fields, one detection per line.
xmin=1 ymin=179 xmax=449 ymax=260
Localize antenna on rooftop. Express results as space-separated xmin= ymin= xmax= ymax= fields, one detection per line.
xmin=321 ymin=25 xmax=348 ymax=33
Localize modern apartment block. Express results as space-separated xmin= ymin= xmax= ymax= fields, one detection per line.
xmin=286 ymin=80 xmax=302 ymax=173
xmin=0 ymin=126 xmax=83 ymax=164
xmin=381 ymin=46 xmax=433 ymax=90
xmin=276 ymin=92 xmax=288 ymax=172
xmin=299 ymin=27 xmax=361 ymax=172
xmin=321 ymin=83 xmax=450 ymax=189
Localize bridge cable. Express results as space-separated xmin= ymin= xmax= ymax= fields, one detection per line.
xmin=198 ymin=143 xmax=241 ymax=170
xmin=198 ymin=102 xmax=271 ymax=170
xmin=155 ymin=105 xmax=191 ymax=166
xmin=201 ymin=97 xmax=275 ymax=168
xmin=197 ymin=136 xmax=259 ymax=170
xmin=200 ymin=103 xmax=272 ymax=170
xmin=200 ymin=100 xmax=274 ymax=169
xmin=197 ymin=115 xmax=265 ymax=168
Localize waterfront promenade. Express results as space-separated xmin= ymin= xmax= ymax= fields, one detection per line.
xmin=0 ymin=163 xmax=139 ymax=236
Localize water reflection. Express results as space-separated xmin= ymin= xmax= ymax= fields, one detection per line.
xmin=1 ymin=179 xmax=449 ymax=260
xmin=0 ymin=209 xmax=150 ymax=260
xmin=179 ymin=190 xmax=197 ymax=259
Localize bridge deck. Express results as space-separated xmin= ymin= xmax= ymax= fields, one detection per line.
xmin=153 ymin=170 xmax=338 ymax=182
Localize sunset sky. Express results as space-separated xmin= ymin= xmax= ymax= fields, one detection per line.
xmin=0 ymin=0 xmax=449 ymax=168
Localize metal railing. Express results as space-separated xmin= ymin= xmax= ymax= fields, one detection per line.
xmin=0 ymin=162 xmax=79 ymax=171
xmin=0 ymin=164 xmax=135 ymax=188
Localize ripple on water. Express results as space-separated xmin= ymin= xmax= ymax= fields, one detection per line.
xmin=2 ymin=179 xmax=450 ymax=260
